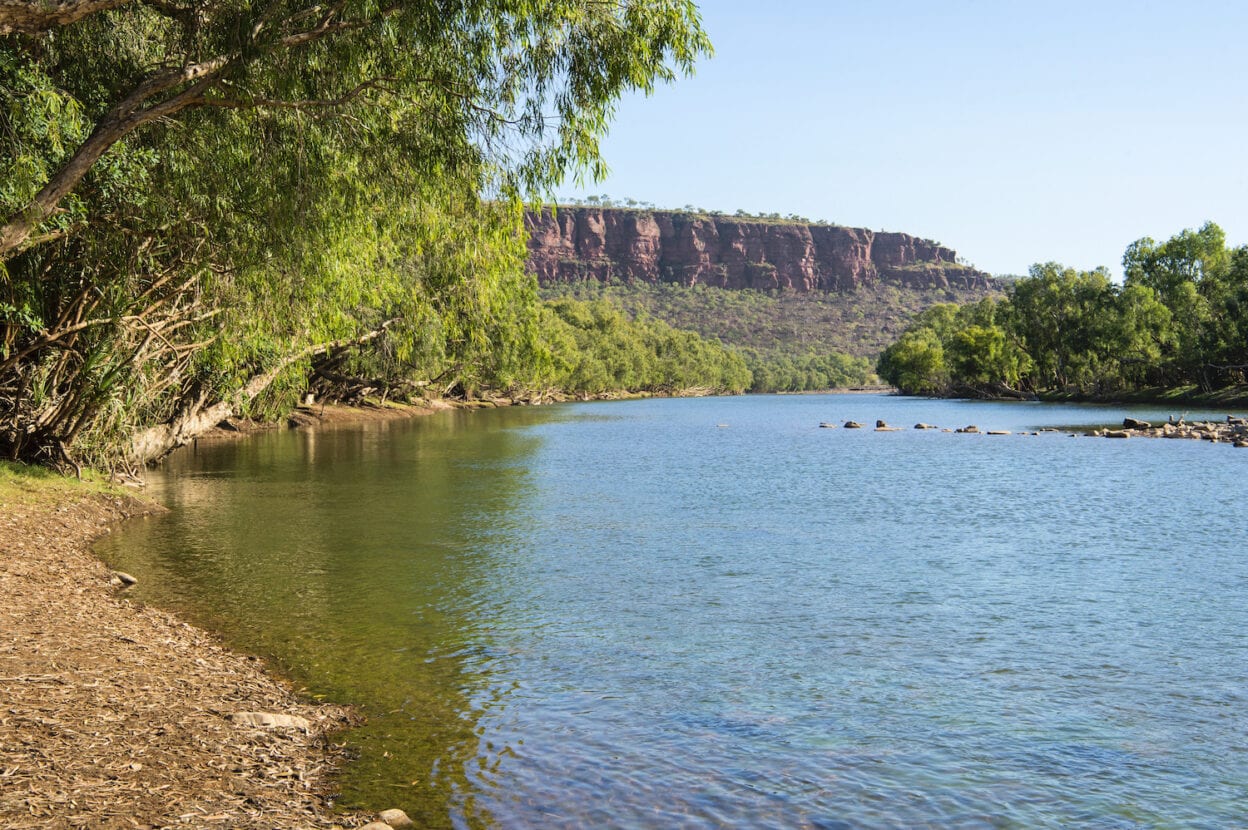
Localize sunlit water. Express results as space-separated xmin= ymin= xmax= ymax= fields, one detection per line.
xmin=97 ymin=394 xmax=1248 ymax=828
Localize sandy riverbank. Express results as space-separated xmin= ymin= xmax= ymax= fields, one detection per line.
xmin=0 ymin=402 xmax=447 ymax=829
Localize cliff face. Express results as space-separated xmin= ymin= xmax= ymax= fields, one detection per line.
xmin=526 ymin=207 xmax=994 ymax=292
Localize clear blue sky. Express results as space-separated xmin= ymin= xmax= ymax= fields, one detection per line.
xmin=560 ymin=1 xmax=1248 ymax=277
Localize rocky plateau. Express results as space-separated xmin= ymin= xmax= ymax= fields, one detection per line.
xmin=526 ymin=207 xmax=997 ymax=293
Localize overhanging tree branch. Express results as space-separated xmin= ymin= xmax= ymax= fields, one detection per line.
xmin=126 ymin=319 xmax=397 ymax=463
xmin=0 ymin=8 xmax=382 ymax=261
xmin=0 ymin=0 xmax=133 ymax=34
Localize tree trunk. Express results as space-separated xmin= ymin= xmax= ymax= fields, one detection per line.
xmin=126 ymin=320 xmax=397 ymax=465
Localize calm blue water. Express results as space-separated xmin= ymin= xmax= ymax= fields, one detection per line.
xmin=98 ymin=395 xmax=1248 ymax=828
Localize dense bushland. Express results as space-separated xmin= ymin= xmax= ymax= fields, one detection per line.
xmin=540 ymin=281 xmax=976 ymax=392
xmin=0 ymin=0 xmax=715 ymax=470
xmin=877 ymin=223 xmax=1248 ymax=399
xmin=537 ymin=298 xmax=751 ymax=396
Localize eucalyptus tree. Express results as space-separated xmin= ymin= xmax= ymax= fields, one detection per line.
xmin=1123 ymin=222 xmax=1230 ymax=387
xmin=1202 ymin=247 xmax=1248 ymax=381
xmin=1003 ymin=264 xmax=1117 ymax=390
xmin=875 ymin=327 xmax=946 ymax=394
xmin=0 ymin=0 xmax=712 ymax=468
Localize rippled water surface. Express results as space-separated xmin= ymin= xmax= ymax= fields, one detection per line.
xmin=97 ymin=395 xmax=1248 ymax=828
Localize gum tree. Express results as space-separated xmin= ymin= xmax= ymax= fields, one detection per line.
xmin=0 ymin=0 xmax=712 ymax=468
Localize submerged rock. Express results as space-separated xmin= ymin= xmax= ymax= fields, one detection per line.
xmin=380 ymin=808 xmax=415 ymax=828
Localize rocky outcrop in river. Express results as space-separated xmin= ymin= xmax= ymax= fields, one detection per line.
xmin=526 ymin=207 xmax=996 ymax=292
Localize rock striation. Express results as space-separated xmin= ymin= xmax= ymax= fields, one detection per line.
xmin=526 ymin=207 xmax=995 ymax=292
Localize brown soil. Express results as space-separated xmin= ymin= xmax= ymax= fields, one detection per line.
xmin=0 ymin=401 xmax=452 ymax=829
xmin=0 ymin=492 xmax=375 ymax=829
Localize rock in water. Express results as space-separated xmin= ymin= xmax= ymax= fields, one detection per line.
xmin=111 ymin=570 xmax=138 ymax=588
xmin=1123 ymin=417 xmax=1151 ymax=430
xmin=380 ymin=808 xmax=415 ymax=829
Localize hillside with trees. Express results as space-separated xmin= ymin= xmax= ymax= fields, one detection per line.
xmin=876 ymin=222 xmax=1248 ymax=402
xmin=527 ymin=205 xmax=1004 ymax=392
xmin=541 ymin=280 xmax=967 ymax=392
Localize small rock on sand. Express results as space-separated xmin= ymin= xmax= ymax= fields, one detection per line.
xmin=229 ymin=712 xmax=311 ymax=731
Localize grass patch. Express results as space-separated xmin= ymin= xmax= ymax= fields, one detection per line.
xmin=0 ymin=460 xmax=122 ymax=506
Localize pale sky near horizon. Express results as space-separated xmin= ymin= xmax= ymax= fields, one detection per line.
xmin=559 ymin=1 xmax=1248 ymax=278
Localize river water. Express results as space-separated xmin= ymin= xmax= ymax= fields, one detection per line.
xmin=97 ymin=394 xmax=1248 ymax=828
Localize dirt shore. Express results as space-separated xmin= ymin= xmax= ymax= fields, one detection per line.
xmin=0 ymin=402 xmax=447 ymax=829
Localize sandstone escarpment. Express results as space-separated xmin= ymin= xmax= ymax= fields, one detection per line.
xmin=526 ymin=207 xmax=995 ymax=292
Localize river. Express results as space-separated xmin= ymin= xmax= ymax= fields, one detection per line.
xmin=96 ymin=394 xmax=1248 ymax=828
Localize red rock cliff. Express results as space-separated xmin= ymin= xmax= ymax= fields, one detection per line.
xmin=526 ymin=207 xmax=994 ymax=291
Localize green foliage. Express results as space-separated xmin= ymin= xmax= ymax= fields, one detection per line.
xmin=739 ymin=349 xmax=872 ymax=393
xmin=1122 ymin=221 xmax=1236 ymax=386
xmin=0 ymin=1 xmax=712 ymax=467
xmin=539 ymin=278 xmax=999 ymax=391
xmin=876 ymin=328 xmax=946 ymax=394
xmin=878 ymin=222 xmax=1247 ymax=398
xmin=535 ymin=298 xmax=750 ymax=395
xmin=947 ymin=325 xmax=1029 ymax=389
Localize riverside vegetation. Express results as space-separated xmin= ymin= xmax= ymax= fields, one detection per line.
xmin=0 ymin=3 xmax=736 ymax=827
xmin=543 ymin=280 xmax=931 ymax=393
xmin=877 ymin=222 xmax=1248 ymax=405
xmin=0 ymin=0 xmax=734 ymax=474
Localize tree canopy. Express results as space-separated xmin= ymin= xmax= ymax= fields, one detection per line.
xmin=877 ymin=223 xmax=1246 ymax=399
xmin=1 ymin=1 xmax=714 ymax=469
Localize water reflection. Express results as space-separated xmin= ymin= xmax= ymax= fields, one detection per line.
xmin=97 ymin=395 xmax=1248 ymax=828
xmin=98 ymin=408 xmax=560 ymax=827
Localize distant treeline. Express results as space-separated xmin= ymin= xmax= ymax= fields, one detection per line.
xmin=877 ymin=223 xmax=1248 ymax=398
xmin=538 ymin=298 xmax=751 ymax=396
xmin=556 ymin=195 xmax=836 ymax=226
xmin=541 ymin=282 xmax=881 ymax=392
